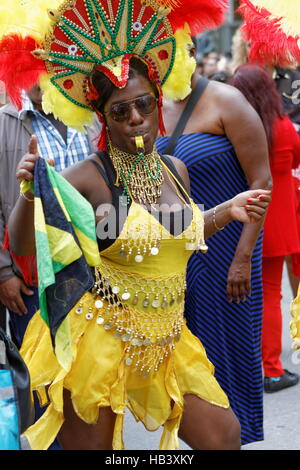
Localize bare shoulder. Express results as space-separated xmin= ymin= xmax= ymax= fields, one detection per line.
xmin=62 ymin=155 xmax=104 ymax=192
xmin=165 ymin=154 xmax=188 ymax=174
xmin=206 ymin=80 xmax=263 ymax=133
xmin=61 ymin=154 xmax=112 ymax=209
xmin=207 ymin=80 xmax=252 ymax=111
xmin=62 ymin=156 xmax=94 ymax=180
xmin=164 ymin=155 xmax=190 ymax=193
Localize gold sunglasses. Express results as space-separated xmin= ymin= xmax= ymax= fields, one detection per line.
xmin=104 ymin=94 xmax=157 ymax=122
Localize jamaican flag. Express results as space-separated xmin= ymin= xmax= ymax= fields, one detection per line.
xmin=33 ymin=158 xmax=101 ymax=370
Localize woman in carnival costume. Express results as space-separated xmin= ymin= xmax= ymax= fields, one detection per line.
xmin=0 ymin=0 xmax=271 ymax=450
xmin=238 ymin=0 xmax=300 ymax=366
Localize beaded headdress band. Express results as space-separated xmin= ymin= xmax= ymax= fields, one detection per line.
xmin=0 ymin=0 xmax=228 ymax=131
xmin=238 ymin=0 xmax=300 ymax=66
xmin=36 ymin=0 xmax=176 ymax=111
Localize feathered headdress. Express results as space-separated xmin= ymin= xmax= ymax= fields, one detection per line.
xmin=238 ymin=0 xmax=300 ymax=66
xmin=0 ymin=0 xmax=228 ymax=132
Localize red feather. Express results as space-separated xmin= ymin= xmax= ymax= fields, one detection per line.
xmin=168 ymin=0 xmax=229 ymax=35
xmin=239 ymin=0 xmax=300 ymax=66
xmin=0 ymin=34 xmax=46 ymax=109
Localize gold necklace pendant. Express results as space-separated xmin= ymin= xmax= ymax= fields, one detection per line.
xmin=109 ymin=140 xmax=164 ymax=205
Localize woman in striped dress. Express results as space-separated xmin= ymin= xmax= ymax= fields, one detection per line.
xmin=156 ymin=72 xmax=272 ymax=444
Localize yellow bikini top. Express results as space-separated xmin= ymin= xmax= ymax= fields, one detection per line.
xmin=78 ymin=160 xmax=207 ymax=377
xmin=99 ymin=159 xmax=207 ymax=273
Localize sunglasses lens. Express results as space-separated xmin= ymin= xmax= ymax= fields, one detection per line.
xmin=135 ymin=95 xmax=157 ymax=114
xmin=110 ymin=103 xmax=129 ymax=121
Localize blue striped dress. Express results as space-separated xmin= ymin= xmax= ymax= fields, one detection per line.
xmin=156 ymin=133 xmax=264 ymax=445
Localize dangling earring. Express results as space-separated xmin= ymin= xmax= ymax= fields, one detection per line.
xmin=158 ymin=93 xmax=166 ymax=137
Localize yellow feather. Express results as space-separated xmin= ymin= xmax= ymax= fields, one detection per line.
xmin=162 ymin=24 xmax=196 ymax=101
xmin=0 ymin=0 xmax=64 ymax=42
xmin=39 ymin=74 xmax=95 ymax=132
xmin=252 ymin=0 xmax=300 ymax=38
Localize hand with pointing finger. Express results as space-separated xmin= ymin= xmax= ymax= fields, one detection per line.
xmin=16 ymin=135 xmax=40 ymax=184
xmin=16 ymin=135 xmax=55 ymax=185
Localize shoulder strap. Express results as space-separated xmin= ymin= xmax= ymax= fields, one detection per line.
xmin=93 ymin=151 xmax=126 ymax=209
xmin=160 ymin=154 xmax=190 ymax=202
xmin=161 ymin=154 xmax=187 ymax=188
xmin=164 ymin=76 xmax=209 ymax=155
xmin=89 ymin=155 xmax=110 ymax=186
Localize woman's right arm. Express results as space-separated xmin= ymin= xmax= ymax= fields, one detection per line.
xmin=9 ymin=136 xmax=108 ymax=256
xmin=9 ymin=135 xmax=86 ymax=256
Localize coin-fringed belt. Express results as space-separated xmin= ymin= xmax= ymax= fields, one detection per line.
xmin=74 ymin=263 xmax=186 ymax=377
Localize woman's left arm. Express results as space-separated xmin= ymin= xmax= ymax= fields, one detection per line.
xmin=167 ymin=154 xmax=271 ymax=295
xmin=218 ymin=87 xmax=273 ymax=303
xmin=204 ymin=190 xmax=271 ymax=238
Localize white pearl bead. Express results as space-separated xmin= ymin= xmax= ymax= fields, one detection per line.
xmin=151 ymin=247 xmax=159 ymax=255
xmin=122 ymin=292 xmax=131 ymax=300
xmin=135 ymin=254 xmax=144 ymax=263
xmin=94 ymin=300 xmax=103 ymax=309
xmin=112 ymin=286 xmax=120 ymax=294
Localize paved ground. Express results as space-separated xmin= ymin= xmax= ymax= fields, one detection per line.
xmin=124 ymin=264 xmax=300 ymax=450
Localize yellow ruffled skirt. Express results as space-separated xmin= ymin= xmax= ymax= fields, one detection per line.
xmin=290 ymin=291 xmax=300 ymax=350
xmin=20 ymin=292 xmax=229 ymax=450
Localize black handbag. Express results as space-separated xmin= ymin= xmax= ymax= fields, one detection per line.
xmin=0 ymin=327 xmax=34 ymax=437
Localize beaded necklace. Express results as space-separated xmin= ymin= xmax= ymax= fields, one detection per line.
xmin=109 ymin=140 xmax=164 ymax=206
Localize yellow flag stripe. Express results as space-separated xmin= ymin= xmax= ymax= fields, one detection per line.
xmin=74 ymin=226 xmax=101 ymax=266
xmin=35 ymin=198 xmax=47 ymax=234
xmin=46 ymin=225 xmax=82 ymax=265
xmin=53 ymin=188 xmax=71 ymax=222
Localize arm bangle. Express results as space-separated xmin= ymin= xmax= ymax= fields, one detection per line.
xmin=213 ymin=205 xmax=224 ymax=231
xmin=20 ymin=191 xmax=34 ymax=203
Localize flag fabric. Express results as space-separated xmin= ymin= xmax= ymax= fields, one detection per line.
xmin=33 ymin=158 xmax=101 ymax=370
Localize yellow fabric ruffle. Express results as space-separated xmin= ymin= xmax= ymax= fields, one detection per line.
xmin=290 ymin=290 xmax=300 ymax=350
xmin=20 ymin=292 xmax=229 ymax=450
